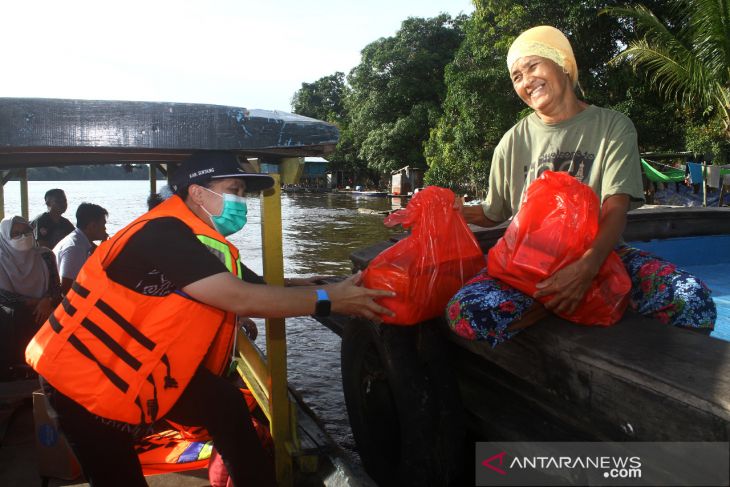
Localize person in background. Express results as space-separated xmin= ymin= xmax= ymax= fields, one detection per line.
xmin=451 ymin=25 xmax=716 ymax=345
xmin=31 ymin=188 xmax=75 ymax=249
xmin=0 ymin=216 xmax=61 ymax=373
xmin=53 ymin=202 xmax=109 ymax=295
xmin=26 ymin=151 xmax=395 ymax=487
xmin=146 ymin=193 xmax=164 ymax=210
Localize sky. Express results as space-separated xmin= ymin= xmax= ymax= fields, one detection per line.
xmin=1 ymin=0 xmax=474 ymax=113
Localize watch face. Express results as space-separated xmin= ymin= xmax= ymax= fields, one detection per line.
xmin=315 ymin=299 xmax=331 ymax=317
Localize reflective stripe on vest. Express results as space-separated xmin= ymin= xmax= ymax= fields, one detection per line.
xmin=196 ymin=235 xmax=242 ymax=277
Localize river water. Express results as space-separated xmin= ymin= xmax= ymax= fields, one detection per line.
xmin=2 ymin=180 xmax=405 ymax=460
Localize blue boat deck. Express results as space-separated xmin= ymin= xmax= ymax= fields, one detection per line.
xmin=630 ymin=234 xmax=730 ymax=341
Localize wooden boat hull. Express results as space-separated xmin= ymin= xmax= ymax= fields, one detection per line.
xmin=315 ymin=206 xmax=730 ymax=484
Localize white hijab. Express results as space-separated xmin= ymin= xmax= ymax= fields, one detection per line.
xmin=0 ymin=216 xmax=49 ymax=299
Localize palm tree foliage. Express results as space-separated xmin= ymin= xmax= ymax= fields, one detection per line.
xmin=604 ymin=0 xmax=730 ymax=132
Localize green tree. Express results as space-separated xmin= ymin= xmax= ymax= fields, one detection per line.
xmin=605 ymin=0 xmax=730 ymax=131
xmin=424 ymin=5 xmax=520 ymax=194
xmin=291 ymin=72 xmax=348 ymax=125
xmin=347 ymin=14 xmax=466 ymax=174
xmin=292 ymin=72 xmax=367 ymax=174
xmin=604 ymin=0 xmax=730 ymax=160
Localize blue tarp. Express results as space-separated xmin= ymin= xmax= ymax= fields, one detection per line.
xmin=687 ymin=162 xmax=704 ymax=184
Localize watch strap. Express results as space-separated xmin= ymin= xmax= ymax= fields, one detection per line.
xmin=314 ymin=289 xmax=331 ymax=317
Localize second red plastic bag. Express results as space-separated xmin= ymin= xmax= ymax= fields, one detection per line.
xmin=486 ymin=171 xmax=631 ymax=326
xmin=363 ymin=186 xmax=485 ymax=325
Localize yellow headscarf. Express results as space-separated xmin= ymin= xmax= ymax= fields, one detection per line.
xmin=506 ymin=26 xmax=578 ymax=87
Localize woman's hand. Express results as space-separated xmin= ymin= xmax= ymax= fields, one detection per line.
xmin=327 ymin=272 xmax=396 ymax=324
xmin=33 ymin=296 xmax=55 ymax=325
xmin=453 ymin=196 xmax=465 ymax=211
xmin=534 ymin=256 xmax=599 ymax=315
xmin=459 ymin=201 xmax=500 ymax=228
xmin=535 ymin=194 xmax=630 ymax=316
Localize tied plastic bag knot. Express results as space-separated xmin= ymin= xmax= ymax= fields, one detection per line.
xmin=363 ymin=186 xmax=486 ymax=325
xmin=487 ymin=171 xmax=631 ymax=326
xmin=383 ymin=186 xmax=456 ymax=231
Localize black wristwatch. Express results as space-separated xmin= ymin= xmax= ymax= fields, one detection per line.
xmin=314 ymin=289 xmax=331 ymax=317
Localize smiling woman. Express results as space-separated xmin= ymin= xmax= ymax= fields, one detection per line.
xmin=452 ymin=25 xmax=716 ymax=345
xmin=509 ymin=55 xmax=582 ymax=123
xmin=507 ymin=24 xmax=583 ymax=123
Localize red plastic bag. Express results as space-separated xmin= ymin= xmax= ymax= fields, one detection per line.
xmin=363 ymin=186 xmax=485 ymax=325
xmin=486 ymin=171 xmax=630 ymax=326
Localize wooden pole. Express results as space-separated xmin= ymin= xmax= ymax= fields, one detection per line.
xmin=0 ymin=170 xmax=10 ymax=221
xmin=0 ymin=170 xmax=17 ymax=220
xmin=149 ymin=163 xmax=157 ymax=195
xmin=260 ymin=174 xmax=294 ymax=486
xmin=0 ymin=176 xmax=5 ymax=221
xmin=19 ymin=168 xmax=29 ymax=220
xmin=702 ymin=161 xmax=707 ymax=207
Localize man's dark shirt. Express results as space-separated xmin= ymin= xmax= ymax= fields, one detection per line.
xmin=106 ymin=217 xmax=264 ymax=295
xmin=32 ymin=212 xmax=74 ymax=249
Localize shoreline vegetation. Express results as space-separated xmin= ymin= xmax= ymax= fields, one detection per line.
xmin=290 ymin=1 xmax=730 ymax=198
xmin=10 ymin=165 xmax=165 ymax=181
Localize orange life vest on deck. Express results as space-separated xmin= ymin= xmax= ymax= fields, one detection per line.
xmin=26 ymin=195 xmax=241 ymax=425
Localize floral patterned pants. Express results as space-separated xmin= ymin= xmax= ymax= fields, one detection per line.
xmin=446 ymin=245 xmax=717 ymax=347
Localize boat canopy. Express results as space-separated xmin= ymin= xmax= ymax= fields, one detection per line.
xmin=0 ymin=97 xmax=339 ymax=168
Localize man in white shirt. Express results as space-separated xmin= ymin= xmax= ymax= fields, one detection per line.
xmin=53 ymin=203 xmax=108 ymax=294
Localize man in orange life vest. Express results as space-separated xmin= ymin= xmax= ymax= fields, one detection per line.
xmin=26 ymin=151 xmax=395 ymax=487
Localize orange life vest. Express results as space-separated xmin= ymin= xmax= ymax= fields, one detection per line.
xmin=26 ymin=195 xmax=241 ymax=425
xmin=136 ymin=388 xmax=267 ymax=476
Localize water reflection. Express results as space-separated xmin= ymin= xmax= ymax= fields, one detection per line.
xmin=229 ymin=193 xmax=405 ymax=277
xmin=284 ymin=193 xmax=404 ymax=275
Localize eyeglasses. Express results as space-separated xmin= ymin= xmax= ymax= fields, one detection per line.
xmin=10 ymin=231 xmax=33 ymax=239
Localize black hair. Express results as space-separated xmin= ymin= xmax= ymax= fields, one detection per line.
xmin=147 ymin=193 xmax=164 ymax=210
xmin=76 ymin=203 xmax=108 ymax=229
xmin=146 ymin=185 xmax=175 ymax=210
xmin=44 ymin=188 xmax=66 ymax=202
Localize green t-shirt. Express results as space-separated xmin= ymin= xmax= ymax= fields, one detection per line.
xmin=482 ymin=105 xmax=645 ymax=223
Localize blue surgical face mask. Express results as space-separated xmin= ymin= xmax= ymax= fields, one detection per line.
xmin=200 ymin=187 xmax=248 ymax=236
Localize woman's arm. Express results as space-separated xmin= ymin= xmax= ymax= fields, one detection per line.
xmin=0 ymin=288 xmax=27 ymax=308
xmin=461 ymin=204 xmax=501 ymax=227
xmin=183 ymin=271 xmax=395 ymax=324
xmin=534 ymin=194 xmax=630 ymax=314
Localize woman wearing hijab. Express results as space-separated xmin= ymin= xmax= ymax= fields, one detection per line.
xmin=0 ymin=216 xmax=61 ymax=371
xmin=450 ymin=26 xmax=716 ymax=345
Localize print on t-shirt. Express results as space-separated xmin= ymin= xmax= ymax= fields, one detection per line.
xmin=526 ymin=149 xmax=595 ymax=184
xmin=134 ymin=269 xmax=176 ymax=297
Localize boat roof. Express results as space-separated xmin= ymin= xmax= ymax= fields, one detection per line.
xmin=0 ymin=98 xmax=339 ymax=169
